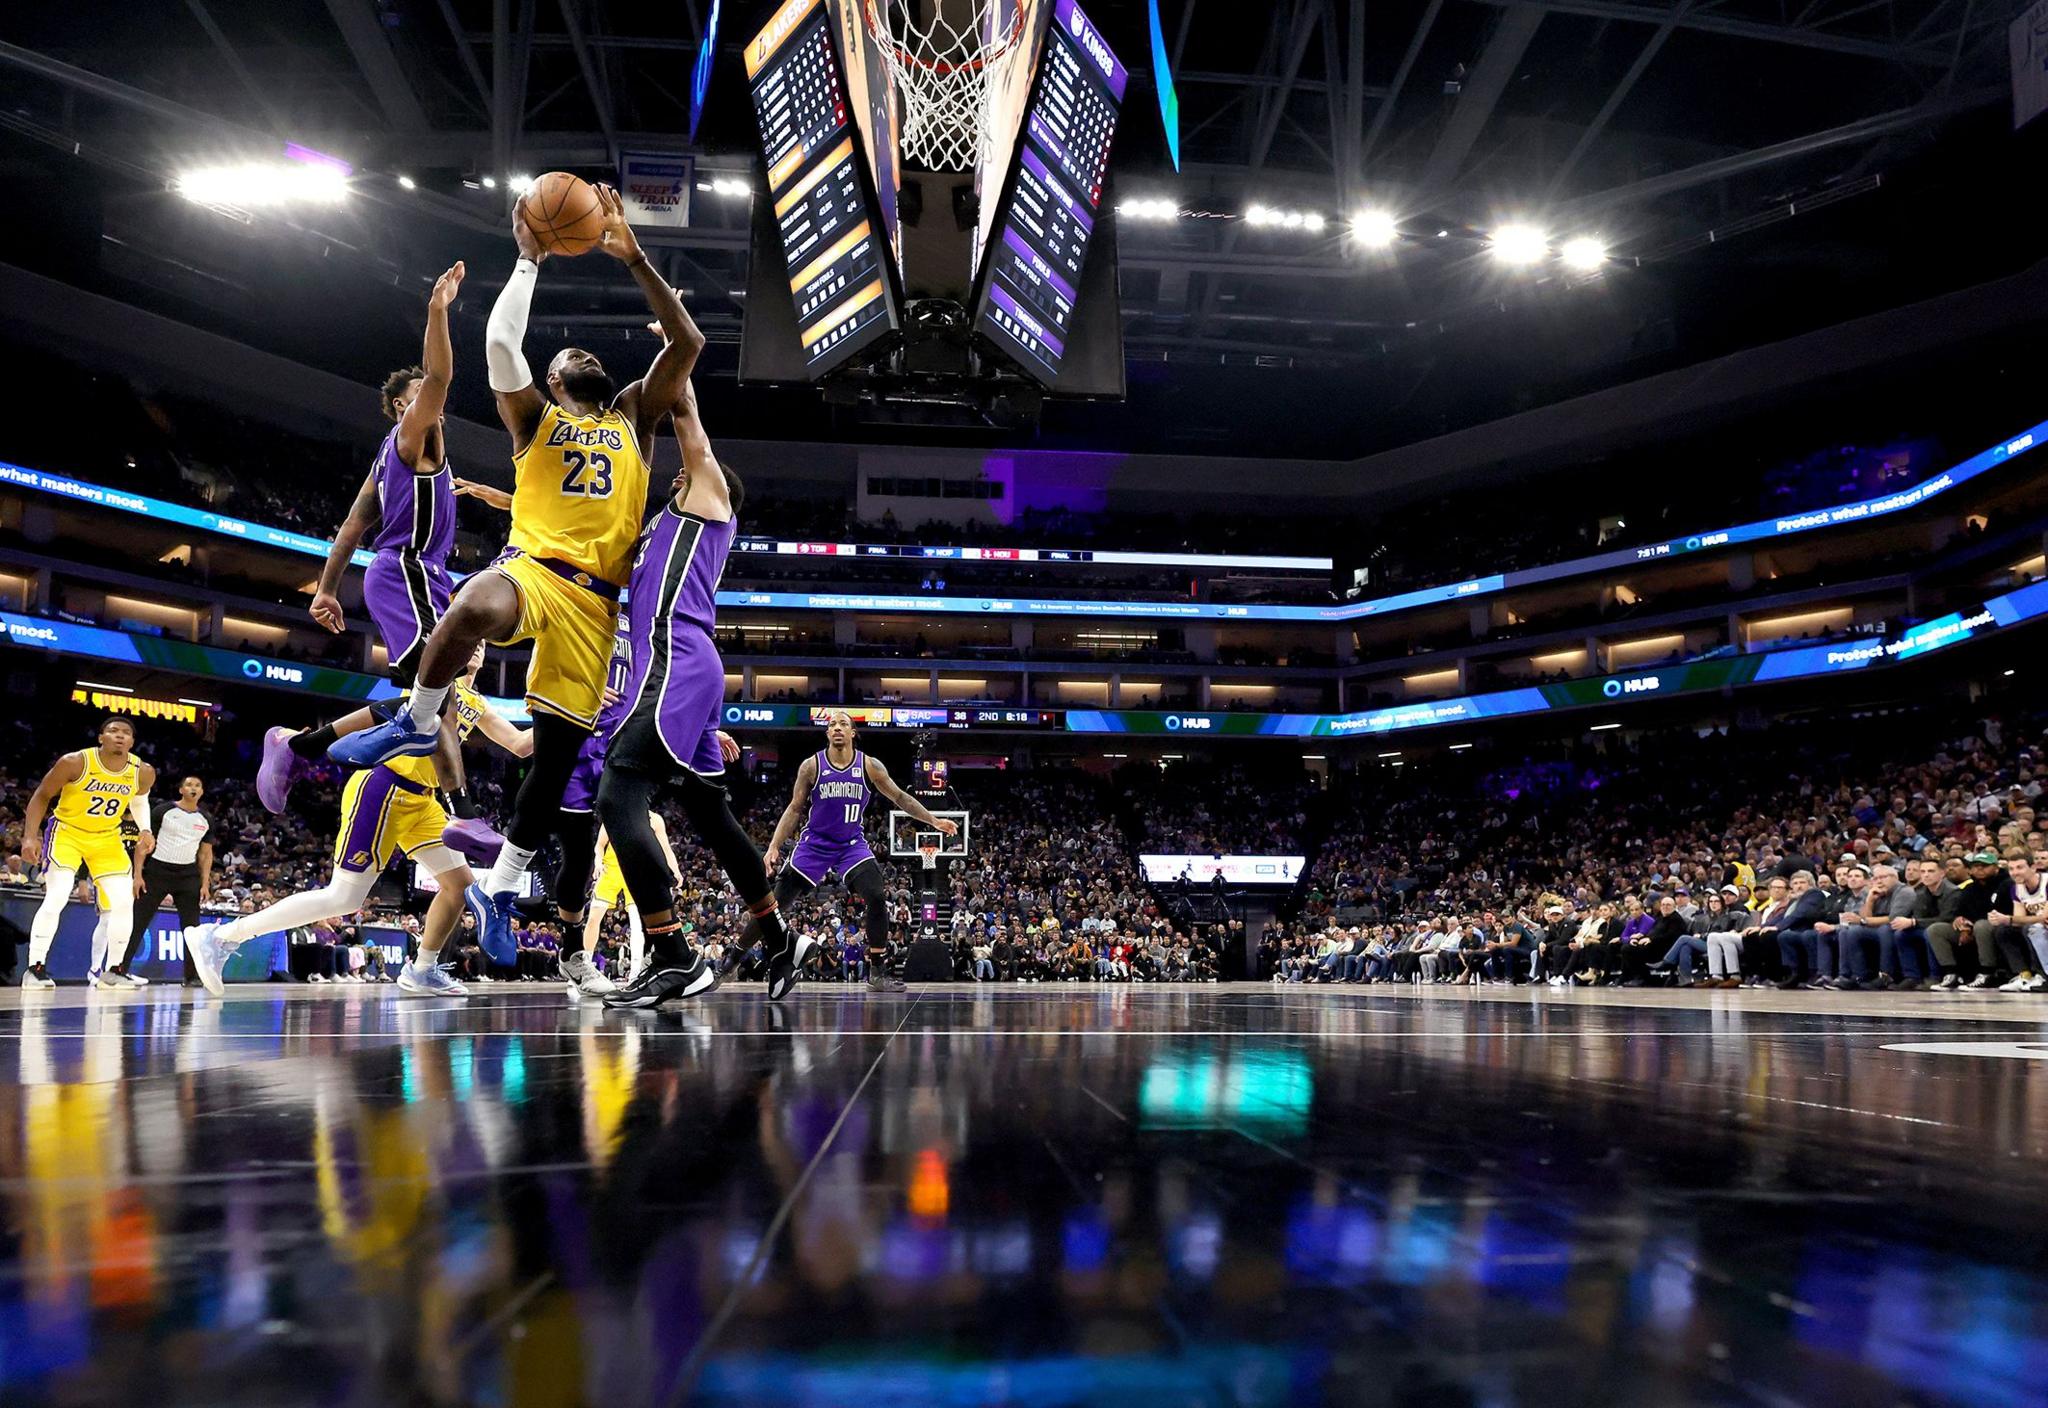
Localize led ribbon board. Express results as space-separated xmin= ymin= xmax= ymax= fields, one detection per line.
xmin=746 ymin=0 xmax=900 ymax=377
xmin=973 ymin=0 xmax=1127 ymax=383
xmin=2 ymin=421 xmax=2042 ymax=621
xmin=0 ymin=611 xmax=528 ymax=721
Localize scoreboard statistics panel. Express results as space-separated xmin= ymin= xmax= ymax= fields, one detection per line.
xmin=745 ymin=0 xmax=899 ymax=377
xmin=972 ymin=0 xmax=1126 ymax=385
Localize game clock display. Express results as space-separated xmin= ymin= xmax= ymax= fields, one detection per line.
xmin=974 ymin=0 xmax=1127 ymax=385
xmin=745 ymin=0 xmax=898 ymax=377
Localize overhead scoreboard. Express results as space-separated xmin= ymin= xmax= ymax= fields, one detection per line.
xmin=745 ymin=0 xmax=900 ymax=377
xmin=973 ymin=0 xmax=1128 ymax=384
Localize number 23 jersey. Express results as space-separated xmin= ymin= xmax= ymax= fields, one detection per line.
xmin=507 ymin=403 xmax=651 ymax=588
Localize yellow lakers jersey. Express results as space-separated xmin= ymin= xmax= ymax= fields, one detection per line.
xmin=53 ymin=749 xmax=140 ymax=834
xmin=386 ymin=684 xmax=488 ymax=789
xmin=508 ymin=403 xmax=650 ymax=587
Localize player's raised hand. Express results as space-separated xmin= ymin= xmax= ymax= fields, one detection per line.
xmin=453 ymin=477 xmax=513 ymax=511
xmin=593 ymin=185 xmax=646 ymax=264
xmin=511 ymin=198 xmax=547 ymax=264
xmin=309 ymin=590 xmax=346 ymax=633
xmin=430 ymin=260 xmax=466 ymax=309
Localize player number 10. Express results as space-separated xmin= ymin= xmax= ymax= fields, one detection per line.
xmin=844 ymin=803 xmax=860 ymax=825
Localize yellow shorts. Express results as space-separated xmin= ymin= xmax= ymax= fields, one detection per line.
xmin=592 ymin=855 xmax=629 ymax=909
xmin=334 ymin=767 xmax=453 ymax=875
xmin=48 ymin=824 xmax=129 ymax=888
xmin=488 ymin=552 xmax=618 ymax=727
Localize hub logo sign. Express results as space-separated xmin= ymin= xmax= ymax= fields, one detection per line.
xmin=243 ymin=658 xmax=306 ymax=684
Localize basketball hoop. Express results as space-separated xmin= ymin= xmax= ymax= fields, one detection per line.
xmin=918 ymin=841 xmax=941 ymax=871
xmin=864 ymin=0 xmax=1029 ymax=172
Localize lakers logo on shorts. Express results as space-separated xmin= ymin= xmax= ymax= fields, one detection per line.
xmin=573 ymin=571 xmax=592 ymax=588
xmin=350 ymin=850 xmax=371 ymax=867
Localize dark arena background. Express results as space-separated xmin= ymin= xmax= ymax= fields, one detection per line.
xmin=4 ymin=0 xmax=2048 ymax=1404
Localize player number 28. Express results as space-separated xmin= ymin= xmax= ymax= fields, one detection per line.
xmin=85 ymin=796 xmax=124 ymax=817
xmin=560 ymin=449 xmax=615 ymax=498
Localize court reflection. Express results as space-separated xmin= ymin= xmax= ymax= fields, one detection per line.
xmin=0 ymin=989 xmax=2044 ymax=1406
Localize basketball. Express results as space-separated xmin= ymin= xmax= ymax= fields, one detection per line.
xmin=520 ymin=171 xmax=604 ymax=256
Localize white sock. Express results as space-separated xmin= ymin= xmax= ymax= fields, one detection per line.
xmin=89 ymin=916 xmax=111 ymax=972
xmin=629 ymin=909 xmax=645 ymax=974
xmin=485 ymin=844 xmax=537 ymax=896
xmin=405 ymin=683 xmax=449 ymax=732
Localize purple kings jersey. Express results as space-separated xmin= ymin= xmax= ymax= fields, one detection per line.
xmin=801 ymin=750 xmax=872 ymax=849
xmin=367 ymin=427 xmax=455 ymax=563
xmin=613 ymin=504 xmax=737 ymax=720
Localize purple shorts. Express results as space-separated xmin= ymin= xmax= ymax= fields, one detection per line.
xmin=606 ymin=622 xmax=727 ymax=779
xmin=363 ymin=551 xmax=453 ymax=682
xmin=784 ymin=837 xmax=879 ymax=887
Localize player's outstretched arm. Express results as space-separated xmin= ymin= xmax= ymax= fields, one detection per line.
xmin=763 ymin=756 xmax=818 ymax=871
xmin=592 ymin=186 xmax=704 ymax=442
xmin=310 ymin=473 xmax=381 ymax=633
xmin=475 ymin=704 xmax=536 ymax=759
xmin=19 ymin=753 xmax=84 ymax=868
xmin=488 ymin=207 xmax=550 ymax=451
xmin=396 ymin=261 xmax=465 ymax=470
xmin=866 ymin=758 xmax=958 ymax=834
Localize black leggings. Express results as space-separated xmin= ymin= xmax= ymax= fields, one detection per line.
xmin=508 ymin=713 xmax=590 ymax=852
xmin=596 ymin=764 xmax=771 ymax=918
xmin=775 ymin=858 xmax=890 ymax=953
xmin=552 ymin=809 xmax=600 ymax=918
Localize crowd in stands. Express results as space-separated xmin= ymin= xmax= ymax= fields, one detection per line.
xmin=1279 ymin=704 xmax=2048 ymax=993
xmin=9 ymin=675 xmax=2048 ymax=1000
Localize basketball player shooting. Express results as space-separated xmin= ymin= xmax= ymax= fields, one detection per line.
xmin=330 ymin=186 xmax=701 ymax=963
xmin=763 ymin=711 xmax=957 ymax=994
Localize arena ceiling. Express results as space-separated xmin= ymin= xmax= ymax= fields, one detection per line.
xmin=0 ymin=0 xmax=2039 ymax=457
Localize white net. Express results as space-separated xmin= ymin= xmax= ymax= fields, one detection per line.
xmin=864 ymin=0 xmax=1026 ymax=172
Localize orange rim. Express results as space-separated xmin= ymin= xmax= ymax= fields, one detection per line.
xmin=863 ymin=0 xmax=1028 ymax=75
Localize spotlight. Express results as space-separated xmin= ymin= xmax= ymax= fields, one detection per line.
xmin=1246 ymin=204 xmax=1326 ymax=230
xmin=481 ymin=174 xmax=498 ymax=189
xmin=1489 ymin=223 xmax=1548 ymax=265
xmin=1301 ymin=211 xmax=1326 ymax=232
xmin=1117 ymin=197 xmax=1178 ymax=221
xmin=1246 ymin=204 xmax=1275 ymax=226
xmin=709 ymin=176 xmax=752 ymax=198
xmin=174 ymin=160 xmax=350 ymax=207
xmin=508 ymin=173 xmax=535 ymax=195
xmin=1561 ymin=235 xmax=1608 ymax=271
xmin=397 ymin=174 xmax=416 ymax=190
xmin=1351 ymin=208 xmax=1398 ymax=247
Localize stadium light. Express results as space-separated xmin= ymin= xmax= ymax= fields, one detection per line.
xmin=1117 ymin=197 xmax=1179 ymax=221
xmin=481 ymin=174 xmax=498 ymax=189
xmin=1351 ymin=208 xmax=1398 ymax=248
xmin=1246 ymin=204 xmax=1328 ymax=230
xmin=397 ymin=174 xmax=416 ymax=190
xmin=1488 ymin=223 xmax=1548 ymax=266
xmin=708 ymin=176 xmax=751 ymax=198
xmin=174 ymin=160 xmax=350 ymax=207
xmin=508 ymin=173 xmax=536 ymax=195
xmin=1589 ymin=722 xmax=1623 ymax=732
xmin=1448 ymin=742 xmax=1474 ymax=751
xmin=1561 ymin=235 xmax=1608 ymax=271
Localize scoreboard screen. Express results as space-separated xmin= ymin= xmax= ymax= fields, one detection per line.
xmin=973 ymin=0 xmax=1126 ymax=384
xmin=745 ymin=0 xmax=899 ymax=377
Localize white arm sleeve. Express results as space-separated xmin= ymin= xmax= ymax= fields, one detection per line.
xmin=487 ymin=259 xmax=539 ymax=393
xmin=130 ymin=795 xmax=151 ymax=833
